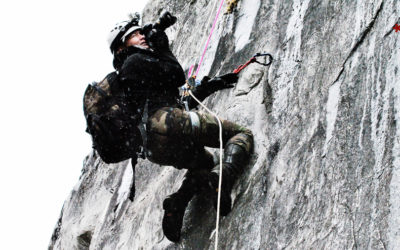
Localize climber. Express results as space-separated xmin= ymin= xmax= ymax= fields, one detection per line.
xmin=88 ymin=11 xmax=254 ymax=242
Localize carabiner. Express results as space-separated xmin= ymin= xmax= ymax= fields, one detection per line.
xmin=253 ymin=53 xmax=273 ymax=66
xmin=233 ymin=52 xmax=273 ymax=74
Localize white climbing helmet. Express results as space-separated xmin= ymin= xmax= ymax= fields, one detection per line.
xmin=107 ymin=20 xmax=129 ymax=52
xmin=107 ymin=13 xmax=141 ymax=53
xmin=121 ymin=26 xmax=142 ymax=42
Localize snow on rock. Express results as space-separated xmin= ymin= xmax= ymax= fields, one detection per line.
xmin=324 ymin=80 xmax=341 ymax=155
xmin=114 ymin=159 xmax=133 ymax=216
xmin=50 ymin=0 xmax=400 ymax=249
xmin=234 ymin=0 xmax=260 ymax=52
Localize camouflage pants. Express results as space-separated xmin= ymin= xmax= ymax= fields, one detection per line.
xmin=146 ymin=107 xmax=253 ymax=170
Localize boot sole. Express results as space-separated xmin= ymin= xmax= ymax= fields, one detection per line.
xmin=162 ymin=197 xmax=185 ymax=242
xmin=208 ymin=172 xmax=232 ymax=216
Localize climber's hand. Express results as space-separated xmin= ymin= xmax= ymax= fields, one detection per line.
xmin=141 ymin=23 xmax=153 ymax=35
xmin=154 ymin=11 xmax=177 ymax=31
xmin=218 ymin=73 xmax=239 ymax=84
xmin=142 ymin=23 xmax=169 ymax=51
xmin=202 ymin=73 xmax=238 ymax=92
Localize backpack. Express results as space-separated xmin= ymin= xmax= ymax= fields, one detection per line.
xmin=83 ymin=72 xmax=140 ymax=163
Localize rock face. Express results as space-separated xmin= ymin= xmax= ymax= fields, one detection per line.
xmin=49 ymin=0 xmax=400 ymax=249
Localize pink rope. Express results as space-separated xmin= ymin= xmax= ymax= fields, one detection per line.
xmin=194 ymin=0 xmax=225 ymax=77
xmin=188 ymin=64 xmax=195 ymax=78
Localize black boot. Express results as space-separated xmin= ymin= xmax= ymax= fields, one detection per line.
xmin=209 ymin=133 xmax=253 ymax=216
xmin=162 ymin=193 xmax=190 ymax=242
xmin=162 ymin=172 xmax=200 ymax=242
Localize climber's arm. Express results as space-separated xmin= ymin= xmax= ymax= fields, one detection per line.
xmin=187 ymin=73 xmax=238 ymax=109
xmin=142 ymin=11 xmax=177 ymax=54
xmin=141 ymin=13 xmax=186 ymax=90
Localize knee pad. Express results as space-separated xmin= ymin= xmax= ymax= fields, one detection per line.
xmin=188 ymin=111 xmax=201 ymax=137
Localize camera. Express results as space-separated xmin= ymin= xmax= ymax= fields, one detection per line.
xmin=149 ymin=11 xmax=177 ymax=31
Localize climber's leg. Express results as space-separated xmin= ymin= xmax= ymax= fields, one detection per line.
xmin=154 ymin=108 xmax=254 ymax=215
xmin=208 ymin=132 xmax=253 ymax=215
xmin=162 ymin=149 xmax=214 ymax=242
xmin=147 ymin=107 xmax=253 ymax=240
xmin=193 ymin=111 xmax=254 ymax=215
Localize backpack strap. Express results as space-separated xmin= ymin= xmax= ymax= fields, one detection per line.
xmin=128 ymin=156 xmax=137 ymax=201
xmin=90 ymin=81 xmax=108 ymax=97
xmin=137 ymin=98 xmax=149 ymax=159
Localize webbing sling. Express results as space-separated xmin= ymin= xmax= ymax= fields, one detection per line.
xmin=137 ymin=98 xmax=149 ymax=159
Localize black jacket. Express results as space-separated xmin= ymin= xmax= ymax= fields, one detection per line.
xmin=113 ymin=44 xmax=186 ymax=115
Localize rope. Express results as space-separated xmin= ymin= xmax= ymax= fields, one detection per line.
xmin=193 ymin=0 xmax=220 ymax=70
xmin=187 ymin=65 xmax=195 ymax=78
xmin=186 ymin=0 xmax=225 ymax=249
xmin=183 ymin=3 xmax=272 ymax=249
xmin=194 ymin=0 xmax=225 ymax=77
xmin=188 ymin=90 xmax=223 ymax=250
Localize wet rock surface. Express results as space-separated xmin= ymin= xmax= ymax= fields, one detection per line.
xmin=50 ymin=0 xmax=400 ymax=249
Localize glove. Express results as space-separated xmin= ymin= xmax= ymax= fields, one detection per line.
xmin=142 ymin=11 xmax=176 ymax=51
xmin=141 ymin=23 xmax=153 ymax=35
xmin=142 ymin=11 xmax=177 ymax=34
xmin=153 ymin=11 xmax=177 ymax=31
xmin=186 ymin=73 xmax=238 ymax=109
xmin=142 ymin=23 xmax=170 ymax=51
xmin=201 ymin=73 xmax=239 ymax=92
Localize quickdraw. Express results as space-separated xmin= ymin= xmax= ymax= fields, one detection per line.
xmin=180 ymin=53 xmax=273 ymax=111
xmin=233 ymin=53 xmax=273 ymax=74
xmin=181 ymin=76 xmax=197 ymax=96
xmin=180 ymin=76 xmax=197 ymax=111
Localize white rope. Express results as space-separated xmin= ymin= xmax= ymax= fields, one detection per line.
xmin=188 ymin=90 xmax=223 ymax=250
xmin=185 ymin=1 xmax=226 ymax=249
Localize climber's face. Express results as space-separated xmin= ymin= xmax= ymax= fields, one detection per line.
xmin=125 ymin=30 xmax=149 ymax=48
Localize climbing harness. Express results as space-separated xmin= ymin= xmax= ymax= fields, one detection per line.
xmin=180 ymin=76 xmax=197 ymax=111
xmin=233 ymin=53 xmax=273 ymax=74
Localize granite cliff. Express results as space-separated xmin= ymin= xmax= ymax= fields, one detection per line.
xmin=50 ymin=0 xmax=400 ymax=249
